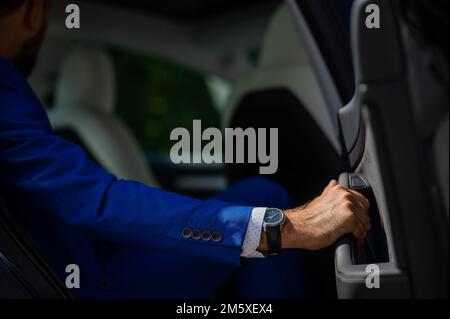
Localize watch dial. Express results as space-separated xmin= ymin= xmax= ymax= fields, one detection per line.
xmin=264 ymin=208 xmax=284 ymax=225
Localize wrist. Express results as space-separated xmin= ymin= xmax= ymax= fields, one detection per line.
xmin=281 ymin=209 xmax=295 ymax=249
xmin=281 ymin=209 xmax=307 ymax=249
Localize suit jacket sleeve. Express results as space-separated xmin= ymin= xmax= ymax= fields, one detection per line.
xmin=0 ymin=60 xmax=253 ymax=266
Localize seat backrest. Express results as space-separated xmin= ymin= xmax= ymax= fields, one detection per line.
xmin=49 ymin=47 xmax=158 ymax=187
xmin=224 ymin=5 xmax=340 ymax=152
xmin=223 ymin=5 xmax=344 ymax=204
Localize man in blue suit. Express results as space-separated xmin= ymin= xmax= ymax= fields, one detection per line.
xmin=0 ymin=0 xmax=371 ymax=298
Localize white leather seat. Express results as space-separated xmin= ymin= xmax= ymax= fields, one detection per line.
xmin=49 ymin=47 xmax=159 ymax=187
xmin=223 ymin=4 xmax=340 ymax=153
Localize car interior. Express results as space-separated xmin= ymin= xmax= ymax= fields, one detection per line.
xmin=0 ymin=0 xmax=448 ymax=299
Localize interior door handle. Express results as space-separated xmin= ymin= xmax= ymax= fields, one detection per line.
xmin=335 ymin=173 xmax=371 ymax=266
xmin=334 ymin=172 xmax=409 ymax=298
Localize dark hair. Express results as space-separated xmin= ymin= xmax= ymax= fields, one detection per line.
xmin=0 ymin=0 xmax=25 ymax=16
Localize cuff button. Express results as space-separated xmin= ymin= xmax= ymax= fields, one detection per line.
xmin=182 ymin=227 xmax=192 ymax=239
xmin=192 ymin=229 xmax=202 ymax=240
xmin=212 ymin=232 xmax=222 ymax=242
xmin=202 ymin=231 xmax=212 ymax=241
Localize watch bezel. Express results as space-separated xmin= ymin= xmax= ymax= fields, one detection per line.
xmin=263 ymin=208 xmax=285 ymax=230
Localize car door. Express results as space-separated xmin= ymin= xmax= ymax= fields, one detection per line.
xmin=0 ymin=195 xmax=73 ymax=299
xmin=287 ymin=0 xmax=449 ymax=298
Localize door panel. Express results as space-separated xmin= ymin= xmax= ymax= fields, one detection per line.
xmin=289 ymin=0 xmax=449 ymax=298
xmin=335 ymin=0 xmax=448 ymax=298
xmin=0 ymin=197 xmax=72 ymax=299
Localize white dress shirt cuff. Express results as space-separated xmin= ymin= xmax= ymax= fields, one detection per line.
xmin=241 ymin=207 xmax=266 ymax=258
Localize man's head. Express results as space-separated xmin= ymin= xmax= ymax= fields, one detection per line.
xmin=0 ymin=0 xmax=50 ymax=77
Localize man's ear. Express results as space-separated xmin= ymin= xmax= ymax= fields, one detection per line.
xmin=21 ymin=0 xmax=46 ymax=38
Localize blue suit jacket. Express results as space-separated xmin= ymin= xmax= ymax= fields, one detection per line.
xmin=0 ymin=58 xmax=253 ymax=298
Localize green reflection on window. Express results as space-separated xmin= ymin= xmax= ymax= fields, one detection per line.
xmin=109 ymin=47 xmax=220 ymax=156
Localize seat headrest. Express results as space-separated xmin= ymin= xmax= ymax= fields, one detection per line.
xmin=55 ymin=47 xmax=116 ymax=115
xmin=259 ymin=5 xmax=309 ymax=68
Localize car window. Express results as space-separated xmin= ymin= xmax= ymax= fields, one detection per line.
xmin=108 ymin=46 xmax=223 ymax=160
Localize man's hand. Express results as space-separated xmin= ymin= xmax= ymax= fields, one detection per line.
xmin=258 ymin=180 xmax=371 ymax=252
xmin=283 ymin=180 xmax=371 ymax=250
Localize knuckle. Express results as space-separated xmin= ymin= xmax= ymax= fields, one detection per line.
xmin=343 ymin=192 xmax=353 ymax=200
xmin=343 ymin=199 xmax=354 ymax=209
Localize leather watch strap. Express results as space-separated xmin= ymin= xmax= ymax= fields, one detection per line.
xmin=266 ymin=224 xmax=282 ymax=254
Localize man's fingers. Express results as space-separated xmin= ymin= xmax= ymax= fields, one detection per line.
xmin=348 ymin=189 xmax=370 ymax=209
xmin=352 ymin=226 xmax=367 ymax=248
xmin=346 ymin=190 xmax=371 ymax=231
xmin=352 ymin=201 xmax=371 ymax=231
xmin=322 ymin=179 xmax=337 ymax=194
xmin=341 ymin=205 xmax=368 ymax=245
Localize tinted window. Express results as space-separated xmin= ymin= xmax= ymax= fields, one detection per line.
xmin=109 ymin=48 xmax=222 ymax=158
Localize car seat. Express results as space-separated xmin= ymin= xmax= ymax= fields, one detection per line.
xmin=49 ymin=47 xmax=158 ymax=187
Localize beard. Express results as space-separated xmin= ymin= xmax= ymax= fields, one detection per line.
xmin=12 ymin=22 xmax=46 ymax=78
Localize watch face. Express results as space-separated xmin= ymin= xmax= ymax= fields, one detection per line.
xmin=264 ymin=208 xmax=284 ymax=226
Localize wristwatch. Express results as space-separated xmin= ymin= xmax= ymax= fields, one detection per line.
xmin=262 ymin=208 xmax=285 ymax=255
